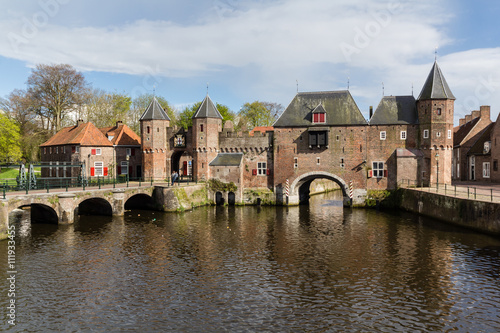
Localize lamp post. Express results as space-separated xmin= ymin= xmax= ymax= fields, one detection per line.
xmin=435 ymin=152 xmax=439 ymax=190
xmin=126 ymin=155 xmax=130 ymax=187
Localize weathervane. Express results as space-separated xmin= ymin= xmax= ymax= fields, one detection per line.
xmin=153 ymin=84 xmax=156 ymax=97
xmin=296 ymin=80 xmax=298 ymax=93
xmin=207 ymin=82 xmax=209 ymax=95
xmin=411 ymin=82 xmax=414 ymax=96
xmin=382 ymin=82 xmax=384 ymax=96
xmin=435 ymin=46 xmax=438 ymax=61
xmin=347 ymin=76 xmax=350 ymax=90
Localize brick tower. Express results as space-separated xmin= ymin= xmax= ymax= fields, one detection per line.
xmin=417 ymin=61 xmax=455 ymax=185
xmin=191 ymin=94 xmax=222 ymax=181
xmin=140 ymin=97 xmax=171 ymax=180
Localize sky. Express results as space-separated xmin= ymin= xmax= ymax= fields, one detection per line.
xmin=1 ymin=0 xmax=500 ymax=125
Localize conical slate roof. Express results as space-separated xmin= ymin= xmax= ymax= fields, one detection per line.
xmin=418 ymin=61 xmax=455 ymax=100
xmin=192 ymin=95 xmax=222 ymax=119
xmin=140 ymin=97 xmax=171 ymax=121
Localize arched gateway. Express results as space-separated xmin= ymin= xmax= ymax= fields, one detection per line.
xmin=287 ymin=171 xmax=350 ymax=205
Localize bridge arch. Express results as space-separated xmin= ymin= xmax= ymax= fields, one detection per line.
xmin=78 ymin=198 xmax=113 ymax=216
xmin=289 ymin=171 xmax=349 ymax=205
xmin=125 ymin=193 xmax=156 ymax=210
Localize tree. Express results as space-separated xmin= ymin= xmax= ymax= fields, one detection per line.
xmin=238 ymin=101 xmax=283 ymax=129
xmin=85 ymin=89 xmax=132 ymax=128
xmin=129 ymin=94 xmax=175 ymax=133
xmin=177 ymin=102 xmax=235 ymax=130
xmin=26 ymin=64 xmax=90 ymax=133
xmin=0 ymin=113 xmax=22 ymax=163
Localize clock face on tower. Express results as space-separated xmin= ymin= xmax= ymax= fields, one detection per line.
xmin=174 ymin=134 xmax=186 ymax=148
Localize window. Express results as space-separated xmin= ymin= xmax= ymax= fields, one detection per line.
xmin=400 ymin=131 xmax=407 ymax=140
xmin=336 ymin=135 xmax=340 ymax=141
xmin=437 ymin=108 xmax=442 ymax=115
xmin=316 ymin=158 xmax=320 ymax=165
xmin=484 ymin=141 xmax=491 ymax=154
xmin=44 ymin=148 xmax=46 ymax=154
xmin=313 ymin=113 xmax=326 ymax=123
xmin=76 ymin=146 xmax=80 ymax=153
xmin=147 ymin=126 xmax=150 ymax=134
xmin=380 ymin=131 xmax=386 ymax=140
xmin=121 ymin=161 xmax=128 ymax=175
xmin=96 ymin=148 xmax=101 ymax=155
xmin=423 ymin=129 xmax=429 ymax=139
xmin=340 ymin=158 xmax=345 ymax=168
xmin=309 ymin=131 xmax=328 ymax=147
xmin=200 ymin=124 xmax=204 ymax=132
xmin=294 ymin=157 xmax=298 ymax=169
xmin=483 ymin=162 xmax=490 ymax=178
xmin=448 ymin=130 xmax=452 ymax=139
xmin=56 ymin=147 xmax=58 ymax=154
xmin=126 ymin=148 xmax=132 ymax=156
xmin=50 ymin=147 xmax=52 ymax=154
xmin=63 ymin=146 xmax=66 ymax=153
xmin=257 ymin=162 xmax=267 ymax=175
xmin=94 ymin=162 xmax=103 ymax=176
xmin=436 ymin=132 xmax=441 ymax=138
xmin=372 ymin=162 xmax=384 ymax=178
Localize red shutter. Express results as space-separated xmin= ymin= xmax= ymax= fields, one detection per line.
xmin=384 ymin=170 xmax=388 ymax=177
xmin=104 ymin=167 xmax=108 ymax=176
xmin=313 ymin=113 xmax=318 ymax=123
xmin=368 ymin=170 xmax=372 ymax=178
xmin=252 ymin=169 xmax=257 ymax=175
xmin=117 ymin=166 xmax=121 ymax=175
xmin=90 ymin=167 xmax=95 ymax=176
xmin=72 ymin=146 xmax=75 ymax=153
xmin=131 ymin=148 xmax=135 ymax=156
xmin=266 ymin=169 xmax=270 ymax=175
xmin=91 ymin=149 xmax=96 ymax=155
xmin=320 ymin=113 xmax=325 ymax=122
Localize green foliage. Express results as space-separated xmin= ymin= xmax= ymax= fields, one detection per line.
xmin=208 ymin=178 xmax=237 ymax=192
xmin=0 ymin=114 xmax=22 ymax=163
xmin=365 ymin=190 xmax=394 ymax=208
xmin=86 ymin=90 xmax=132 ymax=128
xmin=238 ymin=101 xmax=283 ymax=130
xmin=129 ymin=94 xmax=176 ymax=133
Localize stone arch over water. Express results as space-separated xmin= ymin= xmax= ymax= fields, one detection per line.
xmin=125 ymin=193 xmax=156 ymax=210
xmin=289 ymin=171 xmax=349 ymax=205
xmin=78 ymin=198 xmax=113 ymax=216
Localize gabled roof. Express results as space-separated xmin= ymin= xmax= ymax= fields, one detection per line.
xmin=273 ymin=91 xmax=367 ymax=127
xmin=100 ymin=123 xmax=141 ymax=146
xmin=370 ymin=96 xmax=418 ymax=125
xmin=312 ymin=104 xmax=327 ymax=114
xmin=249 ymin=126 xmax=274 ymax=136
xmin=40 ymin=122 xmax=113 ymax=147
xmin=468 ymin=123 xmax=494 ymax=155
xmin=209 ymin=153 xmax=243 ymax=166
xmin=140 ymin=97 xmax=171 ymax=121
xmin=192 ymin=94 xmax=222 ymax=119
xmin=453 ymin=117 xmax=481 ymax=146
xmin=418 ymin=61 xmax=456 ymax=100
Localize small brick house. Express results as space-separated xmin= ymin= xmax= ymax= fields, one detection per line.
xmin=40 ymin=120 xmax=141 ymax=180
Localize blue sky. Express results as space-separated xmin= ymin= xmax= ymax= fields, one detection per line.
xmin=1 ymin=0 xmax=499 ymax=124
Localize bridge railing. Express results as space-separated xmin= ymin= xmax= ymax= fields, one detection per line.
xmin=1 ymin=174 xmax=197 ymax=198
xmin=397 ymin=179 xmax=500 ymax=203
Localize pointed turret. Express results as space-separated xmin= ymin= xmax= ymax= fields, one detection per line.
xmin=418 ymin=61 xmax=455 ymax=100
xmin=192 ymin=95 xmax=222 ymax=119
xmin=140 ymin=97 xmax=171 ymax=121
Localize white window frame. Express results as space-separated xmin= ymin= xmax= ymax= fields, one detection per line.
xmin=372 ymin=161 xmax=384 ymax=178
xmin=75 ymin=146 xmax=80 ymax=153
xmin=380 ymin=131 xmax=386 ymax=140
xmin=257 ymin=162 xmax=267 ymax=175
xmin=94 ymin=161 xmax=104 ymax=176
xmin=400 ymin=131 xmax=407 ymax=140
xmin=121 ymin=161 xmax=128 ymax=175
xmin=294 ymin=157 xmax=298 ymax=169
xmin=448 ymin=129 xmax=452 ymax=139
xmin=126 ymin=148 xmax=132 ymax=156
xmin=483 ymin=162 xmax=490 ymax=178
xmin=423 ymin=129 xmax=429 ymax=139
xmin=96 ymin=148 xmax=102 ymax=155
xmin=316 ymin=157 xmax=320 ymax=165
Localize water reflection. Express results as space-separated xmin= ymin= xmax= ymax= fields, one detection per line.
xmin=1 ymin=191 xmax=500 ymax=332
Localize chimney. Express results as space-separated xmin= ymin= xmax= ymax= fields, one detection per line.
xmin=369 ymin=106 xmax=373 ymax=119
xmin=471 ymin=110 xmax=480 ymax=119
xmin=76 ymin=119 xmax=84 ymax=126
xmin=459 ymin=118 xmax=466 ymax=126
xmin=116 ymin=120 xmax=123 ymax=127
xmin=465 ymin=115 xmax=472 ymax=123
xmin=480 ymin=105 xmax=491 ymax=120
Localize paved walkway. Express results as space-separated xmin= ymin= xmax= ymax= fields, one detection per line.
xmin=2 ymin=180 xmax=198 ymax=199
xmin=400 ymin=181 xmax=500 ymax=203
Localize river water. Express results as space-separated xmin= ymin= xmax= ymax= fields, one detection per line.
xmin=1 ymin=191 xmax=500 ymax=332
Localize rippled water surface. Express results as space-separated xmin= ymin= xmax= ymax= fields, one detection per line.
xmin=1 ymin=192 xmax=500 ymax=332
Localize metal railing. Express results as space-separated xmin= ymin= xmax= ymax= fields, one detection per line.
xmin=398 ymin=179 xmax=500 ymax=203
xmin=1 ymin=175 xmax=196 ymax=199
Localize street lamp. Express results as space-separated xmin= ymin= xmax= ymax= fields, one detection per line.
xmin=435 ymin=152 xmax=439 ymax=190
xmin=126 ymin=155 xmax=130 ymax=186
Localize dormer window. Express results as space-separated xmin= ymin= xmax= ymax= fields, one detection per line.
xmin=484 ymin=141 xmax=491 ymax=154
xmin=312 ymin=104 xmax=326 ymax=124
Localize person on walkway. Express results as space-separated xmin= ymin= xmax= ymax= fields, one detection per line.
xmin=171 ymin=171 xmax=178 ymax=185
